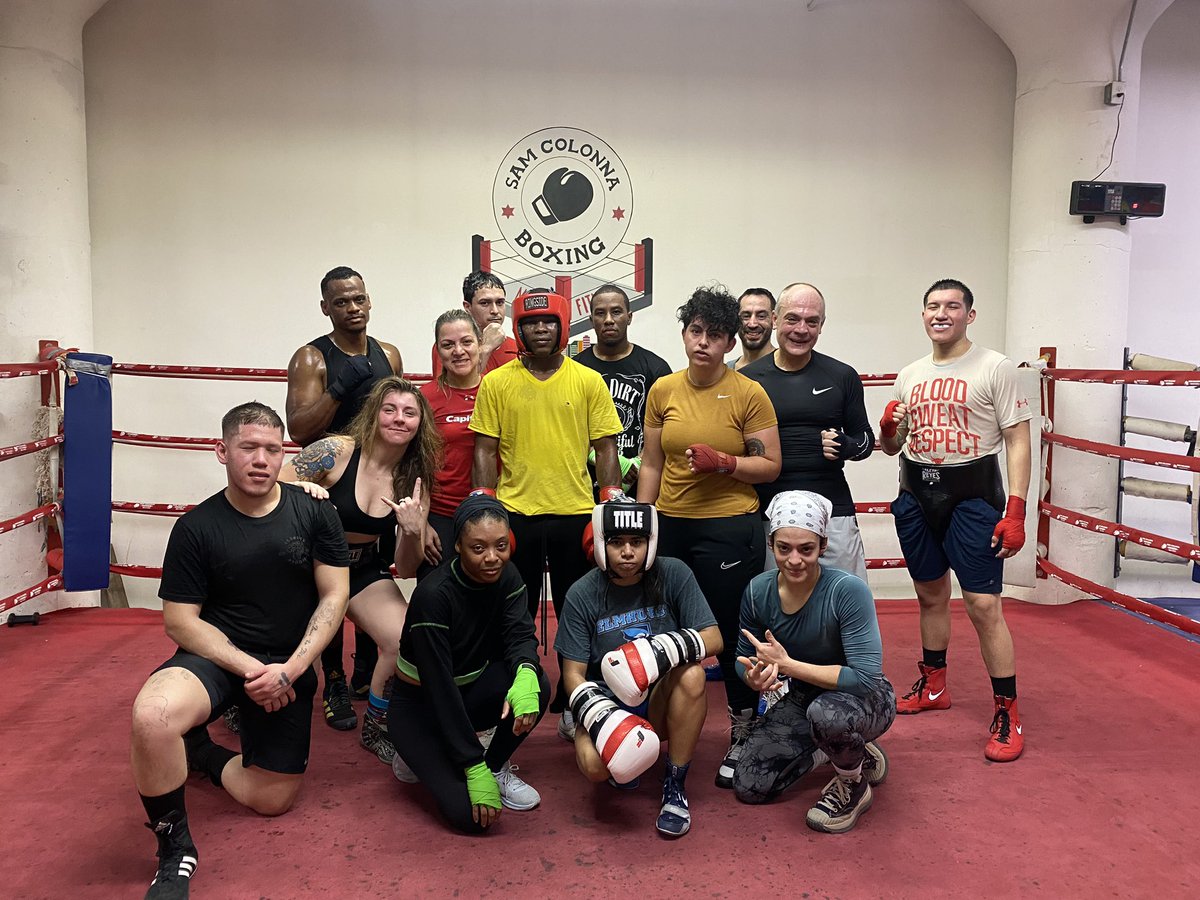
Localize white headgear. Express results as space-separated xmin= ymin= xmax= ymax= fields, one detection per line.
xmin=592 ymin=501 xmax=659 ymax=573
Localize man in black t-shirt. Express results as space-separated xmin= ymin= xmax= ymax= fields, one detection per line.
xmin=741 ymin=283 xmax=874 ymax=580
xmin=574 ymin=284 xmax=672 ymax=493
xmin=130 ymin=402 xmax=349 ymax=900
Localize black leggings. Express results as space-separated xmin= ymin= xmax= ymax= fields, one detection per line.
xmin=387 ymin=660 xmax=550 ymax=833
xmin=656 ymin=512 xmax=764 ymax=712
xmin=507 ymin=512 xmax=592 ymax=712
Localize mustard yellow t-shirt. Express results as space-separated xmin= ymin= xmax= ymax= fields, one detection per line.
xmin=645 ymin=368 xmax=777 ymax=518
xmin=471 ymin=357 xmax=622 ymax=516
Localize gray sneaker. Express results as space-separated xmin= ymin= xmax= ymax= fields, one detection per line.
xmin=806 ymin=774 xmax=873 ymax=834
xmin=557 ymin=710 xmax=577 ymax=743
xmin=360 ymin=715 xmax=395 ymax=765
xmin=391 ymin=753 xmax=419 ymax=784
xmin=493 ymin=764 xmax=541 ymax=811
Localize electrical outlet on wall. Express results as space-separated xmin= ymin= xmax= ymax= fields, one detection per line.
xmin=1104 ymin=81 xmax=1125 ymax=106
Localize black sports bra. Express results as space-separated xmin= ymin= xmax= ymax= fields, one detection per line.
xmin=327 ymin=447 xmax=396 ymax=537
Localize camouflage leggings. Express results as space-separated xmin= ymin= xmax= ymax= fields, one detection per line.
xmin=733 ymin=680 xmax=896 ymax=804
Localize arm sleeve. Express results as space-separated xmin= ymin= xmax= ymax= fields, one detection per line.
xmin=992 ymin=356 xmax=1034 ymax=429
xmin=468 ymin=376 xmax=501 ymax=438
xmin=310 ymin=494 xmax=351 ymax=567
xmin=158 ymin=519 xmax=207 ymax=605
xmin=497 ymin=568 xmax=540 ymax=674
xmin=832 ymin=576 xmax=885 ymax=696
xmin=407 ymin=590 xmax=487 ymax=770
xmin=554 ymin=580 xmax=595 ymax=664
xmin=734 ymin=576 xmax=766 ymax=681
xmin=841 ymin=367 xmax=875 ymax=461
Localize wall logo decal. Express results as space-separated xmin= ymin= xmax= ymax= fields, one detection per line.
xmin=493 ymin=127 xmax=633 ymax=273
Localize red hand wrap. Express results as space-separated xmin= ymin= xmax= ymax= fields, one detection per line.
xmin=469 ymin=487 xmax=497 ymax=498
xmin=688 ymin=444 xmax=736 ymax=474
xmin=992 ymin=495 xmax=1027 ymax=553
xmin=879 ymin=400 xmax=902 ymax=440
xmin=598 ymin=485 xmax=624 ymax=503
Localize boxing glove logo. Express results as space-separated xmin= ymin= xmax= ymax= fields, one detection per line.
xmin=533 ymin=167 xmax=594 ymax=225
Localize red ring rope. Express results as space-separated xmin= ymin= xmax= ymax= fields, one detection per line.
xmin=0 ymin=362 xmax=58 ymax=378
xmin=0 ymin=503 xmax=59 ymax=536
xmin=0 ymin=575 xmax=62 ymax=614
xmin=0 ymin=435 xmax=63 ymax=462
xmin=1040 ymin=501 xmax=1200 ymax=562
xmin=112 ymin=501 xmax=194 ymax=517
xmin=1041 ymin=368 xmax=1200 ymax=387
xmin=1043 ymin=429 xmax=1200 ymax=473
xmin=1037 ymin=559 xmax=1200 ymax=637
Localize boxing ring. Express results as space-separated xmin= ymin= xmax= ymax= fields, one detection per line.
xmin=2 ymin=343 xmax=1199 ymax=898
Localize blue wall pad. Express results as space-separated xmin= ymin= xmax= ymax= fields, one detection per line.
xmin=62 ymin=353 xmax=113 ymax=590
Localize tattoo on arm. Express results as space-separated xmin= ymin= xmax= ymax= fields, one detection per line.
xmin=279 ymin=671 xmax=291 ymax=687
xmin=291 ymin=438 xmax=340 ymax=481
xmin=744 ymin=438 xmax=766 ymax=458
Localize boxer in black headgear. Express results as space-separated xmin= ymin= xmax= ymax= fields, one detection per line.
xmin=556 ymin=499 xmax=722 ymax=838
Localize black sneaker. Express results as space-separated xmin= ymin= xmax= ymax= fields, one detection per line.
xmin=349 ymin=653 xmax=372 ymax=702
xmin=360 ymin=714 xmax=395 ymax=764
xmin=322 ymin=672 xmax=358 ymax=731
xmin=144 ymin=810 xmax=197 ymax=899
xmin=862 ymin=741 xmax=888 ymax=786
xmin=656 ymin=775 xmax=691 ymax=838
xmin=805 ymin=774 xmax=873 ymax=834
xmin=714 ymin=707 xmax=755 ymax=789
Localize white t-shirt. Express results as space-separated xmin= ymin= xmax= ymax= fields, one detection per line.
xmin=894 ymin=344 xmax=1032 ymax=465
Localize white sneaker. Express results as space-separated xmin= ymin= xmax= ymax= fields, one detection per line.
xmin=493 ymin=764 xmax=540 ymax=811
xmin=392 ymin=753 xmax=419 ymax=784
xmin=557 ymin=710 xmax=577 ymax=743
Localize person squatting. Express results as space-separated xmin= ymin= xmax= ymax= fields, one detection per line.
xmin=132 ymin=272 xmax=1031 ymax=898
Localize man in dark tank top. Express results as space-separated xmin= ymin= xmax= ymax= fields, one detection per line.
xmin=283 ymin=265 xmax=404 ymax=732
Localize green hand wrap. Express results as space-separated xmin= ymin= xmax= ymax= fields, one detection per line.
xmin=506 ymin=665 xmax=541 ymax=718
xmin=465 ymin=762 xmax=501 ymax=809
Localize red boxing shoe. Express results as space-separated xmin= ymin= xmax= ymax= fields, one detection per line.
xmin=985 ymin=695 xmax=1024 ymax=762
xmin=895 ymin=661 xmax=951 ymax=714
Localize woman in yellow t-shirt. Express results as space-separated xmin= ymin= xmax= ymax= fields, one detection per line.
xmin=637 ymin=284 xmax=781 ymax=790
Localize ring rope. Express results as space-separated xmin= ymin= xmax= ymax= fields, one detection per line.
xmin=0 ymin=362 xmax=58 ymax=379
xmin=111 ymin=362 xmax=436 ymax=384
xmin=112 ymin=501 xmax=193 ymax=517
xmin=1037 ymin=558 xmax=1200 ymax=636
xmin=0 ymin=575 xmax=62 ymax=615
xmin=1042 ymin=429 xmax=1200 ymax=473
xmin=1039 ymin=501 xmax=1200 ymax=563
xmin=0 ymin=503 xmax=59 ymax=536
xmin=1041 ymin=367 xmax=1200 ymax=387
xmin=0 ymin=435 xmax=64 ymax=462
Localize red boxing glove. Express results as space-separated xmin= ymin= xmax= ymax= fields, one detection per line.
xmin=581 ymin=521 xmax=596 ymax=564
xmin=598 ymin=485 xmax=625 ymax=503
xmin=469 ymin=487 xmax=497 ymax=498
xmin=879 ymin=400 xmax=902 ymax=440
xmin=688 ymin=444 xmax=736 ymax=474
xmin=992 ymin=496 xmax=1026 ymax=555
xmin=508 ymin=529 xmax=517 ymax=553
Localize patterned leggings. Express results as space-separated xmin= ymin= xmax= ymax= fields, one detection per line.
xmin=733 ymin=680 xmax=896 ymax=804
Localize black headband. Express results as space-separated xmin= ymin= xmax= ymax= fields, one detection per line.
xmin=453 ymin=493 xmax=509 ymax=541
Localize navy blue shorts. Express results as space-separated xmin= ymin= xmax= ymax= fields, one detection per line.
xmin=892 ymin=490 xmax=1003 ymax=594
xmin=154 ymin=650 xmax=317 ymax=774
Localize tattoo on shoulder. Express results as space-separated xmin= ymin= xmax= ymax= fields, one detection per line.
xmin=744 ymin=438 xmax=766 ymax=458
xmin=292 ymin=438 xmax=340 ymax=481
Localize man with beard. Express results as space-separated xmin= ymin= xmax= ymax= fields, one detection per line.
xmin=574 ymin=284 xmax=671 ymax=494
xmin=728 ymin=288 xmax=776 ymax=371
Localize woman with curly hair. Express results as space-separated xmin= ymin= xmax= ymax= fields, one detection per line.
xmin=636 ymin=284 xmax=781 ymax=790
xmin=282 ymin=375 xmax=443 ymax=764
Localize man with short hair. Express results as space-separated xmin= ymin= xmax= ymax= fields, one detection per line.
xmin=130 ymin=402 xmax=350 ymax=899
xmin=741 ymin=282 xmax=874 ymax=581
xmin=574 ymin=284 xmax=671 ymax=493
xmin=471 ymin=290 xmax=623 ymax=737
xmin=284 ymin=266 xmax=402 ymax=731
xmin=880 ymin=277 xmax=1032 ymax=762
xmin=431 ymin=270 xmax=520 ymax=377
xmin=728 ymin=288 xmax=776 ymax=371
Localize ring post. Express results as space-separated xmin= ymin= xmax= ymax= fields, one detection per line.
xmin=62 ymin=352 xmax=114 ymax=591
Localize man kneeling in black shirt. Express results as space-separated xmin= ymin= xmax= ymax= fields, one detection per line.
xmin=130 ymin=402 xmax=350 ymax=900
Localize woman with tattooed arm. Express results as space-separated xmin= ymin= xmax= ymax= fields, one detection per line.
xmin=281 ymin=376 xmax=443 ymax=765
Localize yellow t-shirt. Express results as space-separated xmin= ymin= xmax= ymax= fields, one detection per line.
xmin=471 ymin=357 xmax=622 ymax=516
xmin=645 ymin=368 xmax=777 ymax=518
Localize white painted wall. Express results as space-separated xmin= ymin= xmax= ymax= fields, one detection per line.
xmin=80 ymin=0 xmax=1017 ymax=606
xmin=1122 ymin=0 xmax=1200 ymax=598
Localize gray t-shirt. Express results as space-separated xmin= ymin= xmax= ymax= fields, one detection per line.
xmin=556 ymin=556 xmax=718 ymax=683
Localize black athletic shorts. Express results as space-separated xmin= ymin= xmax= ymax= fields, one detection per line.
xmin=154 ymin=650 xmax=317 ymax=774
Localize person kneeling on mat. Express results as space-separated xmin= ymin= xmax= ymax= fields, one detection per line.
xmin=130 ymin=403 xmax=351 ymax=899
xmin=388 ymin=493 xmax=550 ymax=833
xmin=734 ymin=491 xmax=896 ymax=834
xmin=556 ymin=499 xmax=722 ymax=838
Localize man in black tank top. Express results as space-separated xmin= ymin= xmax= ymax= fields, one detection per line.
xmin=283 ymin=266 xmax=404 ymax=731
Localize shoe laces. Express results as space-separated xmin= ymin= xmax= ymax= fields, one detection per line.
xmin=661 ymin=776 xmax=687 ymax=811
xmin=494 ymin=764 xmax=523 ymax=788
xmin=816 ymin=775 xmax=854 ymax=814
xmin=326 ymin=677 xmax=351 ymax=707
xmin=902 ymin=672 xmax=928 ymax=700
xmin=989 ymin=705 xmax=1011 ymax=742
xmin=729 ymin=715 xmax=754 ymax=745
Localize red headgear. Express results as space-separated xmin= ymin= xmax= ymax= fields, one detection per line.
xmin=511 ymin=291 xmax=570 ymax=354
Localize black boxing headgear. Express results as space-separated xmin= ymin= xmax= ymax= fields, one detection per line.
xmin=592 ymin=501 xmax=659 ymax=573
xmin=512 ymin=291 xmax=570 ymax=354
